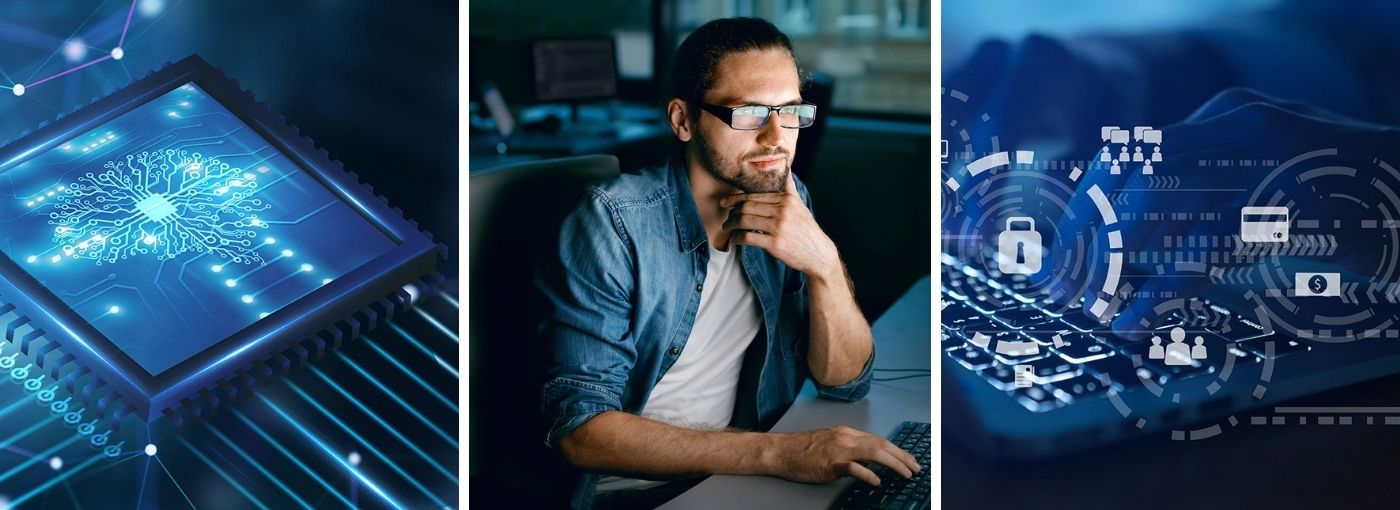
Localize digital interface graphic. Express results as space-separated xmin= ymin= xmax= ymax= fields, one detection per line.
xmin=0 ymin=83 xmax=398 ymax=376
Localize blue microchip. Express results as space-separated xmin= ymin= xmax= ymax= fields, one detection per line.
xmin=0 ymin=55 xmax=443 ymax=424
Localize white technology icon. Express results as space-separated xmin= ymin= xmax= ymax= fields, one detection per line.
xmin=1295 ymin=272 xmax=1340 ymax=297
xmin=1240 ymin=206 xmax=1290 ymax=243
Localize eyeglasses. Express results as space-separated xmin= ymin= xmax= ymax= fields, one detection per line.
xmin=698 ymin=102 xmax=817 ymax=130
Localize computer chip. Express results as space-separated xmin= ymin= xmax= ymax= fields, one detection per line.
xmin=0 ymin=55 xmax=444 ymax=426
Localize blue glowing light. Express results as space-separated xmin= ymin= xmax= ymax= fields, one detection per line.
xmin=50 ymin=150 xmax=271 ymax=265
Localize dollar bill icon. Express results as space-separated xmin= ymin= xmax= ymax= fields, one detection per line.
xmin=1295 ymin=272 xmax=1340 ymax=297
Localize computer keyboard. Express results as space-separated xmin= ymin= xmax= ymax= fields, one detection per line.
xmin=940 ymin=255 xmax=1313 ymax=413
xmin=832 ymin=421 xmax=931 ymax=510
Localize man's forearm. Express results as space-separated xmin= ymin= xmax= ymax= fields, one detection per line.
xmin=560 ymin=411 xmax=778 ymax=478
xmin=805 ymin=261 xmax=874 ymax=386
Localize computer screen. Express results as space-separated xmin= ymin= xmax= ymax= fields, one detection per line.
xmin=0 ymin=82 xmax=398 ymax=377
xmin=532 ymin=38 xmax=619 ymax=102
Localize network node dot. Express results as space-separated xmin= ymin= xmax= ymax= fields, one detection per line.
xmin=281 ymin=249 xmax=293 ymax=258
xmin=300 ymin=263 xmax=313 ymax=272
xmin=63 ymin=40 xmax=87 ymax=63
xmin=12 ymin=84 xmax=24 ymax=97
xmin=48 ymin=456 xmax=62 ymax=470
xmin=109 ymin=306 xmax=120 ymax=314
xmin=347 ymin=451 xmax=361 ymax=466
xmin=111 ymin=47 xmax=125 ymax=60
xmin=211 ymin=265 xmax=222 ymax=273
xmin=241 ymin=295 xmax=254 ymax=304
xmin=225 ymin=279 xmax=237 ymax=288
xmin=144 ymin=444 xmax=157 ymax=456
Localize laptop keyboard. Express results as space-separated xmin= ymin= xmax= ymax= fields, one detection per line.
xmin=941 ymin=256 xmax=1313 ymax=412
xmin=832 ymin=421 xmax=930 ymax=510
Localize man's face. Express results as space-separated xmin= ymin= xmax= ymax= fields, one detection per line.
xmin=690 ymin=48 xmax=802 ymax=194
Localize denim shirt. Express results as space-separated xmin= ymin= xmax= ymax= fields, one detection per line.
xmin=535 ymin=160 xmax=874 ymax=508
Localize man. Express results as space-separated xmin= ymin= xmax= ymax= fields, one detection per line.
xmin=536 ymin=17 xmax=919 ymax=509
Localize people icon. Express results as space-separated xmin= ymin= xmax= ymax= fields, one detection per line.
xmin=1164 ymin=326 xmax=1190 ymax=366
xmin=1132 ymin=146 xmax=1144 ymax=162
xmin=1148 ymin=335 xmax=1165 ymax=359
xmin=1119 ymin=146 xmax=1130 ymax=162
xmin=1152 ymin=145 xmax=1163 ymax=162
xmin=1110 ymin=159 xmax=1121 ymax=174
xmin=1143 ymin=159 xmax=1153 ymax=174
xmin=1100 ymin=146 xmax=1111 ymax=162
xmin=1191 ymin=336 xmax=1207 ymax=360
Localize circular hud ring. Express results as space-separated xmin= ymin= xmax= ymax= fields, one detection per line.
xmin=1243 ymin=148 xmax=1400 ymax=342
xmin=943 ymin=150 xmax=1126 ymax=319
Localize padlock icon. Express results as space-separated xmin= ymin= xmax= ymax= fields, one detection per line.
xmin=998 ymin=217 xmax=1043 ymax=275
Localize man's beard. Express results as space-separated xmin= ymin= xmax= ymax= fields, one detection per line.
xmin=693 ymin=128 xmax=790 ymax=193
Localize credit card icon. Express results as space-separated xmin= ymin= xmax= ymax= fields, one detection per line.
xmin=1241 ymin=206 xmax=1289 ymax=243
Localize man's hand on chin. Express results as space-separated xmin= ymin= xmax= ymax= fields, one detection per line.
xmin=721 ymin=173 xmax=842 ymax=282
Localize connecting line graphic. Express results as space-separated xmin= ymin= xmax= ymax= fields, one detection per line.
xmin=3 ymin=0 xmax=139 ymax=97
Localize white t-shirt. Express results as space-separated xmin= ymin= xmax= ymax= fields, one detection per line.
xmin=596 ymin=243 xmax=763 ymax=493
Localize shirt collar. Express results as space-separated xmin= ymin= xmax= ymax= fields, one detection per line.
xmin=669 ymin=159 xmax=710 ymax=253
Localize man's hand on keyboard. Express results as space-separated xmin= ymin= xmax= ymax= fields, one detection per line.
xmin=768 ymin=425 xmax=921 ymax=486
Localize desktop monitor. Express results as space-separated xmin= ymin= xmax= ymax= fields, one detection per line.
xmin=532 ymin=38 xmax=619 ymax=102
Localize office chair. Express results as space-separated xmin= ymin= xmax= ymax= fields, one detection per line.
xmin=468 ymin=155 xmax=621 ymax=507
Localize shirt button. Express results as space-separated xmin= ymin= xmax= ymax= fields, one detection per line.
xmin=695 ymin=283 xmax=703 ymax=293
xmin=669 ymin=347 xmax=681 ymax=356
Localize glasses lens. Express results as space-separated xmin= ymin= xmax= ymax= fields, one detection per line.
xmin=730 ymin=106 xmax=768 ymax=130
xmin=779 ymin=104 xmax=816 ymax=128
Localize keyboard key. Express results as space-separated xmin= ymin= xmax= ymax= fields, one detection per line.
xmin=958 ymin=320 xmax=1023 ymax=348
xmin=940 ymin=329 xmax=955 ymax=346
xmin=980 ymin=365 xmax=1021 ymax=391
xmin=1022 ymin=356 xmax=1081 ymax=384
xmin=1217 ymin=314 xmax=1273 ymax=341
xmin=942 ymin=301 xmax=977 ymax=319
xmin=1020 ymin=326 xmax=1074 ymax=346
xmin=946 ymin=345 xmax=995 ymax=371
xmin=990 ymin=306 xmax=1058 ymax=329
xmin=944 ymin=286 xmax=969 ymax=301
xmin=1058 ymin=310 xmax=1110 ymax=332
xmin=965 ymin=291 xmax=1019 ymax=314
xmin=1048 ymin=374 xmax=1113 ymax=404
xmin=1051 ymin=334 xmax=1115 ymax=364
xmin=1237 ymin=335 xmax=1311 ymax=359
xmin=1096 ymin=331 xmax=1142 ymax=350
xmin=1084 ymin=354 xmax=1152 ymax=390
xmin=1014 ymin=386 xmax=1064 ymax=412
xmin=942 ymin=303 xmax=991 ymax=331
xmin=991 ymin=341 xmax=1049 ymax=365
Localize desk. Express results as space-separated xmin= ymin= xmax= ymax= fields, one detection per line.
xmin=663 ymin=276 xmax=932 ymax=509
